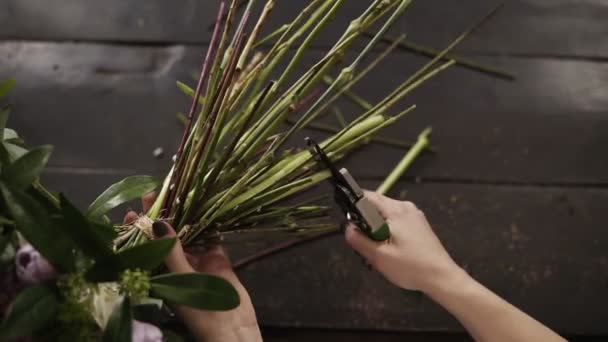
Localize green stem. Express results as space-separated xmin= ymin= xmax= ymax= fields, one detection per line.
xmin=253 ymin=24 xmax=288 ymax=48
xmin=233 ymin=228 xmax=340 ymax=269
xmin=322 ymin=75 xmax=372 ymax=110
xmin=237 ymin=0 xmax=274 ymax=71
xmin=32 ymin=181 xmax=59 ymax=208
xmin=285 ymin=117 xmax=429 ymax=151
xmin=366 ymin=33 xmax=514 ymax=81
xmin=301 ymin=33 xmax=406 ymax=127
xmin=377 ymin=127 xmax=432 ymax=194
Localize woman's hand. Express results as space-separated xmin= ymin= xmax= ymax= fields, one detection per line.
xmin=124 ymin=193 xmax=262 ymax=342
xmin=344 ymin=190 xmax=462 ymax=293
xmin=345 ymin=191 xmax=566 ymax=342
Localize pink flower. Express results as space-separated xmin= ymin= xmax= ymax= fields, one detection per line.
xmin=14 ymin=244 xmax=57 ymax=285
xmin=132 ymin=320 xmax=163 ymax=342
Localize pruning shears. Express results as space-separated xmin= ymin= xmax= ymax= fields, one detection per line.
xmin=306 ymin=138 xmax=390 ymax=241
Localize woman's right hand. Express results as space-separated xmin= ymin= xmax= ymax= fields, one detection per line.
xmin=344 ymin=191 xmax=465 ymax=293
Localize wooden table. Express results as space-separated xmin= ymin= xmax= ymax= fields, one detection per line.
xmin=2 ymin=0 xmax=607 ymax=340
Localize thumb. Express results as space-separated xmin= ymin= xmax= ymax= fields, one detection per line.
xmin=152 ymin=221 xmax=194 ymax=273
xmin=344 ymin=222 xmax=381 ymax=266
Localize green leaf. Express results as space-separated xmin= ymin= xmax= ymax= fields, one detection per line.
xmin=0 ymin=106 xmax=9 ymax=141
xmin=132 ymin=303 xmax=163 ymax=325
xmin=0 ymin=79 xmax=16 ymax=100
xmin=0 ymin=285 xmax=59 ymax=339
xmin=103 ymin=297 xmax=132 ymax=342
xmin=87 ymin=175 xmax=159 ymax=219
xmin=91 ymin=220 xmax=119 ymax=244
xmin=3 ymin=145 xmax=53 ymax=189
xmin=0 ymin=235 xmax=15 ymax=264
xmin=4 ymin=142 xmax=28 ymax=160
xmin=163 ymin=330 xmax=185 ymax=342
xmin=3 ymin=128 xmax=17 ymax=141
xmin=150 ymin=273 xmax=240 ymax=311
xmin=0 ymin=215 xmax=14 ymax=225
xmin=176 ymin=81 xmax=204 ymax=105
xmin=0 ymin=181 xmax=74 ymax=272
xmin=0 ymin=235 xmax=9 ymax=253
xmin=59 ymin=194 xmax=113 ymax=260
xmin=85 ymin=238 xmax=176 ymax=282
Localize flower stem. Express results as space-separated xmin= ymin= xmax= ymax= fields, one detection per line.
xmin=367 ymin=33 xmax=515 ymax=81
xmin=377 ymin=127 xmax=432 ymax=195
xmin=233 ymin=228 xmax=339 ymax=269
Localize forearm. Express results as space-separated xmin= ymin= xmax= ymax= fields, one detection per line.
xmin=425 ymin=267 xmax=566 ymax=342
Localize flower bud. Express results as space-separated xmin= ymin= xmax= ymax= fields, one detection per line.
xmin=15 ymin=244 xmax=57 ymax=285
xmin=132 ymin=320 xmax=163 ymax=342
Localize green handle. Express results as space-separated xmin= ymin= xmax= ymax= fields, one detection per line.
xmin=369 ymin=223 xmax=390 ymax=241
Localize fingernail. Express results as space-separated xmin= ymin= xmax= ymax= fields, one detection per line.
xmin=152 ymin=220 xmax=168 ymax=238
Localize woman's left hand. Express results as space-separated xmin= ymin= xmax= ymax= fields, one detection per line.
xmin=123 ymin=193 xmax=262 ymax=342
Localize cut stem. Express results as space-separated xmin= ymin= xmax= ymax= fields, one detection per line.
xmin=377 ymin=127 xmax=432 ymax=194
xmin=233 ymin=228 xmax=340 ymax=269
xmin=363 ymin=33 xmax=514 ymax=81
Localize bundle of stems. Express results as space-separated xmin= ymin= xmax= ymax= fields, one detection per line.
xmin=115 ymin=0 xmax=494 ymax=250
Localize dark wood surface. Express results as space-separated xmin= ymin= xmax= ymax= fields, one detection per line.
xmin=5 ymin=44 xmax=607 ymax=184
xmin=3 ymin=0 xmax=607 ymax=339
xmin=2 ymin=0 xmax=607 ymax=57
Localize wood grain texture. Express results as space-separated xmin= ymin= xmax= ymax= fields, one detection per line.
xmin=4 ymin=42 xmax=607 ymax=184
xmin=0 ymin=0 xmax=606 ymax=57
xmin=40 ymin=172 xmax=608 ymax=335
xmin=238 ymin=180 xmax=608 ymax=335
xmin=4 ymin=0 xmax=607 ymax=337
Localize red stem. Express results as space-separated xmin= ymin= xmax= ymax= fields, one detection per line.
xmin=162 ymin=1 xmax=226 ymax=215
xmin=207 ymin=0 xmax=247 ymax=31
xmin=233 ymin=229 xmax=340 ymax=269
xmin=291 ymin=87 xmax=323 ymax=114
xmin=173 ymin=10 xmax=252 ymax=224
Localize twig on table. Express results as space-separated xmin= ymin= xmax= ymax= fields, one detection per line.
xmin=377 ymin=127 xmax=432 ymax=194
xmin=233 ymin=228 xmax=340 ymax=269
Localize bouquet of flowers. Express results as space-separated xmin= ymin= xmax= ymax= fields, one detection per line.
xmin=112 ymin=0 xmax=476 ymax=251
xmin=0 ymin=0 xmax=506 ymax=340
xmin=0 ymin=79 xmax=239 ymax=341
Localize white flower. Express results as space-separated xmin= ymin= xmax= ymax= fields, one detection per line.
xmin=132 ymin=320 xmax=163 ymax=342
xmin=15 ymin=244 xmax=57 ymax=285
xmin=92 ymin=282 xmax=124 ymax=329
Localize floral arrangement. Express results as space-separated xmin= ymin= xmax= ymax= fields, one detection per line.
xmin=0 ymin=0 xmax=507 ymax=340
xmin=114 ymin=0 xmax=481 ymax=251
xmin=0 ymin=79 xmax=238 ymax=341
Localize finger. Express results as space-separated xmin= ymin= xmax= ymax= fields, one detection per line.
xmin=363 ymin=190 xmax=407 ymax=218
xmin=142 ymin=191 xmax=157 ymax=213
xmin=123 ymin=211 xmax=139 ymax=225
xmin=363 ymin=190 xmax=393 ymax=218
xmin=194 ymin=245 xmax=251 ymax=311
xmin=195 ymin=245 xmax=240 ymax=284
xmin=344 ymin=222 xmax=382 ymax=266
xmin=152 ymin=221 xmax=194 ymax=273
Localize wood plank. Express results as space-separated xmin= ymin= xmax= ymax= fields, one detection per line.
xmin=39 ymin=172 xmax=608 ymax=335
xmin=0 ymin=0 xmax=606 ymax=57
xmin=2 ymin=42 xmax=183 ymax=173
xmin=4 ymin=42 xmax=607 ymax=184
xmin=324 ymin=52 xmax=608 ymax=183
xmin=238 ymin=180 xmax=608 ymax=335
xmin=262 ymin=329 xmax=474 ymax=342
xmin=261 ymin=328 xmax=597 ymax=342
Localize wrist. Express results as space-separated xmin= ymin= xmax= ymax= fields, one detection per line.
xmin=422 ymin=262 xmax=472 ymax=299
